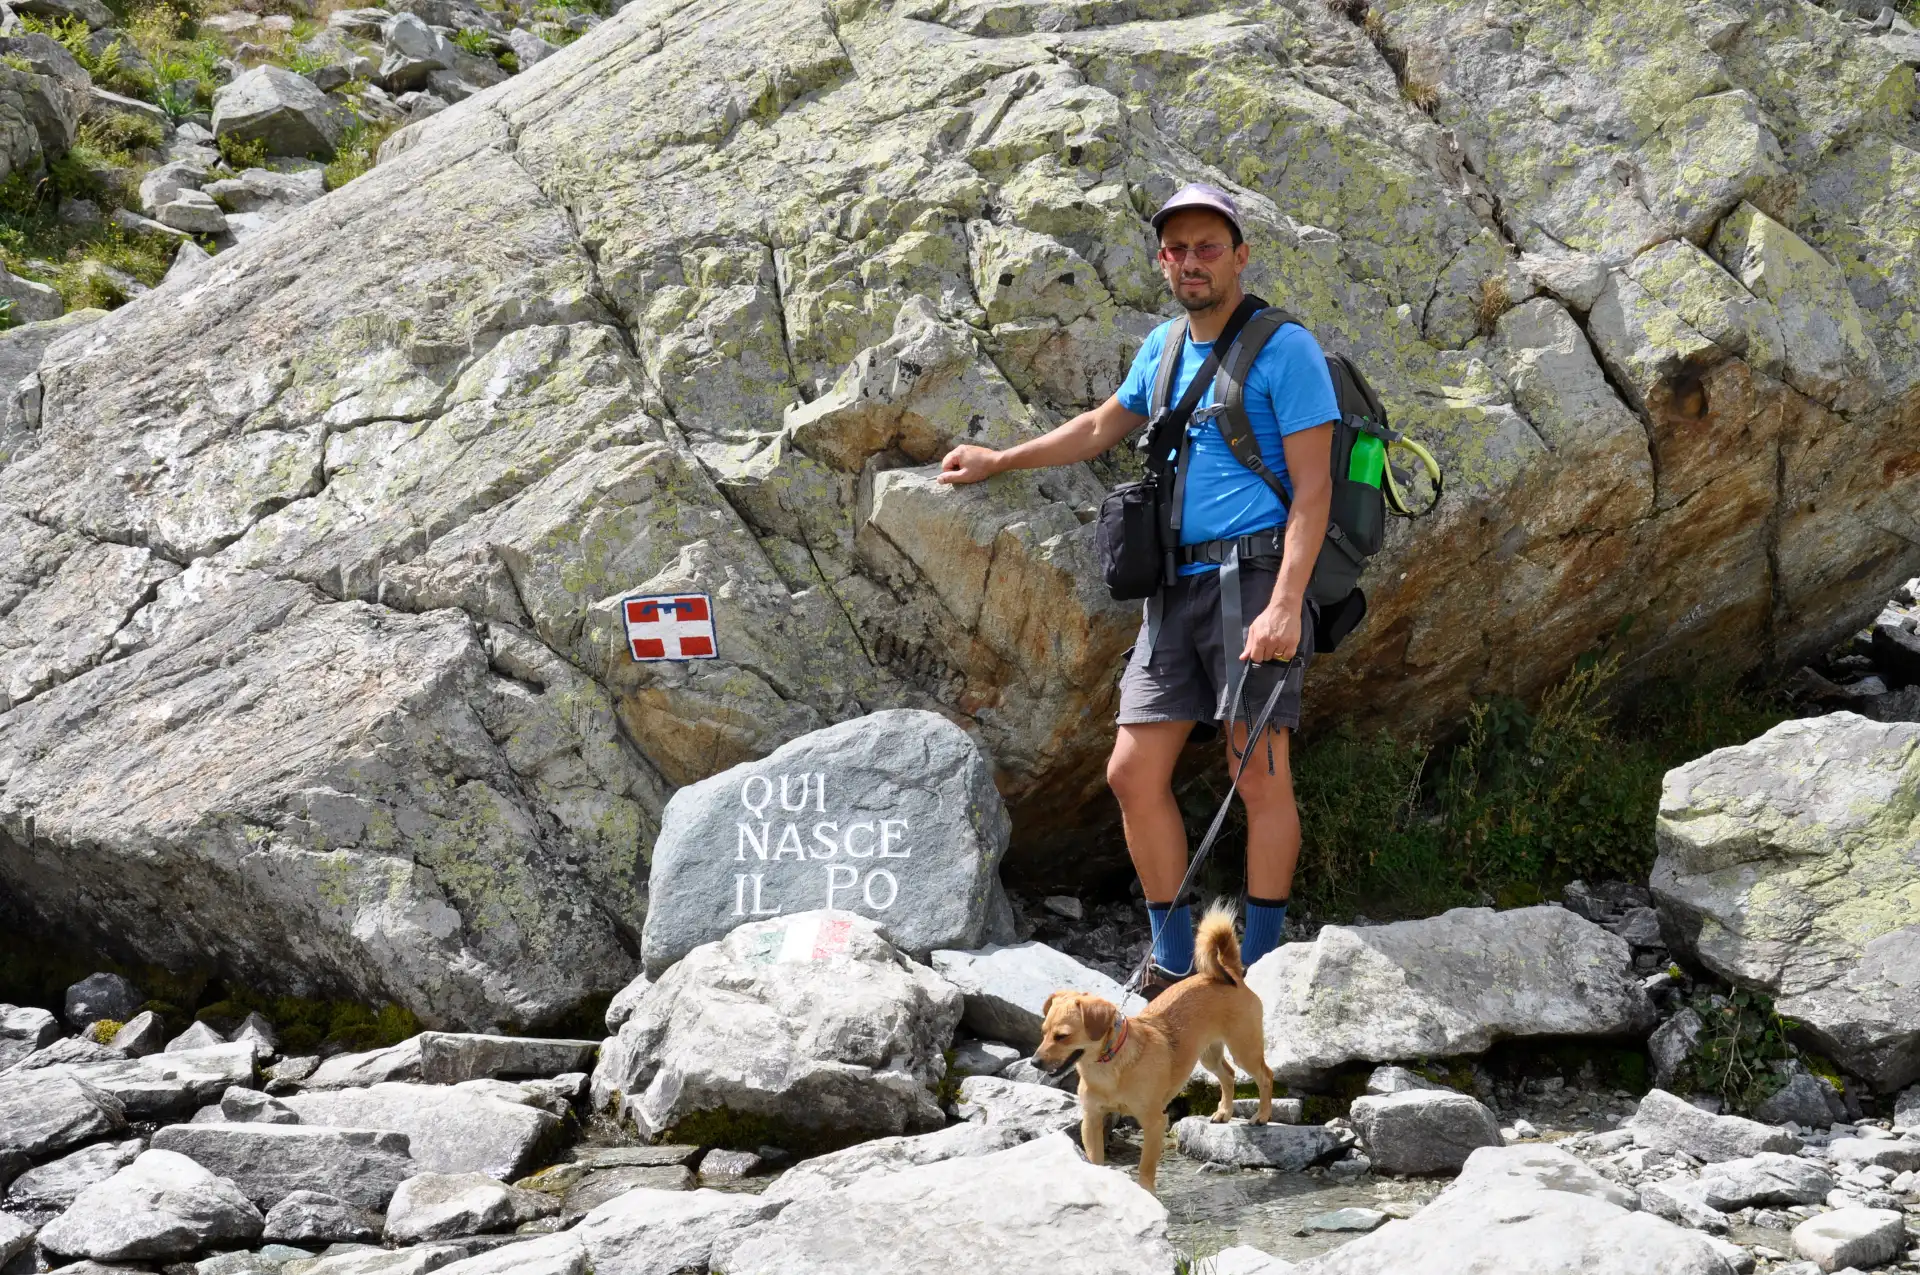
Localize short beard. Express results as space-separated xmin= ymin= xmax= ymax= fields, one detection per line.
xmin=1176 ymin=286 xmax=1225 ymax=314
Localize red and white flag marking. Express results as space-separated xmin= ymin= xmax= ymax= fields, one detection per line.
xmin=622 ymin=593 xmax=718 ymax=661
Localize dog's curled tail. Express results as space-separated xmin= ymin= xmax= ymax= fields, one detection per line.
xmin=1194 ymin=903 xmax=1245 ymax=986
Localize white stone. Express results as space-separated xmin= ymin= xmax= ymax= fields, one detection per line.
xmin=1789 ymin=1206 xmax=1905 ymax=1272
xmin=931 ymin=941 xmax=1146 ymax=1049
xmin=37 ymin=1149 xmax=263 ymax=1262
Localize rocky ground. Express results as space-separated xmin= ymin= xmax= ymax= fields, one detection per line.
xmin=0 ymin=0 xmax=592 ymax=314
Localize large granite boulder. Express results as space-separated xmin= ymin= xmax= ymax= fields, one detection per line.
xmin=280 ymin=1082 xmax=559 ymax=1179
xmin=930 ymin=940 xmax=1143 ymax=1048
xmin=1246 ymin=907 xmax=1655 ymax=1083
xmin=1652 ymin=712 xmax=1920 ymax=1090
xmin=1 ymin=0 xmax=1918 ymax=1017
xmin=1296 ymin=1145 xmax=1738 ymax=1274
xmin=211 ymin=66 xmax=347 ymax=159
xmin=592 ymin=910 xmax=961 ymax=1145
xmin=641 ymin=709 xmax=1009 ymax=974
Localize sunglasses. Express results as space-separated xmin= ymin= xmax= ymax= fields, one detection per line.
xmin=1157 ymin=242 xmax=1230 ymax=263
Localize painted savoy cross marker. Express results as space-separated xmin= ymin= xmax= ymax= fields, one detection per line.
xmin=640 ymin=709 xmax=1013 ymax=974
xmin=623 ymin=593 xmax=717 ymax=661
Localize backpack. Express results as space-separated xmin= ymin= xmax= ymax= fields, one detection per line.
xmin=1096 ymin=299 xmax=1441 ymax=653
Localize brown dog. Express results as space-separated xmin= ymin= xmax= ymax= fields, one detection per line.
xmin=1034 ymin=905 xmax=1272 ymax=1192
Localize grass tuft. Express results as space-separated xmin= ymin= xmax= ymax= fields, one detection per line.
xmin=1476 ymin=272 xmax=1510 ymax=336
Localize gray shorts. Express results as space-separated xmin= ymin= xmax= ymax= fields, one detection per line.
xmin=1116 ymin=564 xmax=1314 ymax=737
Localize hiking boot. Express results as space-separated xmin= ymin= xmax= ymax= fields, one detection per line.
xmin=1141 ymin=963 xmax=1190 ymax=1002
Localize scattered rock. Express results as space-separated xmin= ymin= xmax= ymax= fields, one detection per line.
xmin=263 ymin=1190 xmax=381 ymax=1244
xmin=1691 ymin=1152 xmax=1835 ymax=1209
xmin=0 ymin=1003 xmax=60 ymax=1069
xmin=1827 ymin=1137 xmax=1920 ymax=1171
xmin=1302 ymin=1207 xmax=1388 ymax=1233
xmin=380 ymin=13 xmax=454 ymax=90
xmin=233 ymin=1012 xmax=278 ymax=1060
xmin=384 ymin=1171 xmax=560 ymax=1242
xmin=595 ymin=911 xmax=961 ymax=1144
xmin=426 ymin=1232 xmax=585 ymax=1275
xmin=603 ymin=973 xmax=649 ymax=1033
xmin=111 ymin=1010 xmax=168 ymax=1058
xmin=1350 ymin=1089 xmax=1505 ymax=1176
xmin=1296 ymin=1145 xmax=1735 ymax=1274
xmin=42 ymin=1042 xmax=257 ymax=1119
xmin=641 ymin=710 xmax=1011 ymax=975
xmin=760 ymin=1120 xmax=1029 ymax=1203
xmin=1364 ymin=1065 xmax=1445 ymax=1096
xmin=0 ymin=264 xmax=61 ymax=324
xmin=63 ymin=973 xmax=140 ymax=1028
xmin=1895 ymin=1086 xmax=1918 ymax=1133
xmin=38 ymin=1149 xmax=263 ymax=1262
xmin=1789 ymin=1206 xmax=1906 ymax=1272
xmin=1248 ymin=907 xmax=1655 ymax=1083
xmin=11 ymin=0 xmax=113 ymax=30
xmin=1653 ymin=713 xmax=1920 ymax=1090
xmin=221 ymin=1085 xmax=299 ymax=1124
xmin=1640 ymin=1179 xmax=1732 ymax=1234
xmin=697 ymin=1149 xmax=762 ymax=1179
xmin=417 ymin=1033 xmax=599 ymax=1085
xmin=212 ymin=65 xmax=346 ymax=159
xmin=930 ymin=942 xmax=1145 ymax=1049
xmin=282 ymin=1082 xmax=559 ymax=1180
xmin=168 ymin=1021 xmax=228 ymax=1053
xmin=1628 ymin=1089 xmax=1802 ymax=1163
xmin=150 ymin=1123 xmax=416 ymax=1210
xmin=1210 ymin=1246 xmax=1300 ymax=1275
xmin=302 ymin=1039 xmax=422 ymax=1091
xmin=1650 ymin=1009 xmax=1704 ymax=1089
xmin=263 ymin=1055 xmax=319 ymax=1095
xmin=0 ymin=1213 xmax=32 ymax=1266
xmin=2 ymin=1137 xmax=143 ymax=1210
xmin=1754 ymin=1073 xmax=1843 ymax=1129
xmin=950 ymin=1038 xmax=1021 ymax=1078
xmin=0 ymin=1071 xmax=128 ymax=1158
xmin=721 ymin=1134 xmax=1175 ymax=1274
xmin=1174 ymin=1119 xmax=1354 ymax=1171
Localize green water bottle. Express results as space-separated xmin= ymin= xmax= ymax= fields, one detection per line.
xmin=1348 ymin=432 xmax=1386 ymax=487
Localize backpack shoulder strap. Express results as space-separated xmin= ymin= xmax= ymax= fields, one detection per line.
xmin=1213 ymin=308 xmax=1297 ymax=505
xmin=1147 ymin=316 xmax=1189 ymax=416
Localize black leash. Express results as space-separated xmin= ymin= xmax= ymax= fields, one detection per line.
xmin=1121 ymin=656 xmax=1299 ymax=996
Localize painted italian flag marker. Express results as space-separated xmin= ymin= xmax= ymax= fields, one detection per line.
xmin=776 ymin=913 xmax=855 ymax=963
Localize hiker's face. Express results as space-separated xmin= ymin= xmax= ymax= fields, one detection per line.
xmin=1157 ymin=210 xmax=1247 ymax=313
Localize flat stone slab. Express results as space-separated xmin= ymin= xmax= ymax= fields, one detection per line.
xmin=418 ymin=1033 xmax=599 ymax=1084
xmin=1350 ymin=1089 xmax=1504 ymax=1175
xmin=3 ymin=1137 xmax=144 ymax=1209
xmin=0 ymin=1071 xmax=128 ymax=1159
xmin=1302 ymin=1207 xmax=1388 ymax=1233
xmin=48 ymin=1042 xmax=257 ymax=1119
xmin=1627 ymin=1088 xmax=1801 ymax=1164
xmin=1173 ymin=1118 xmax=1353 ymax=1171
xmin=570 ymin=1144 xmax=702 ymax=1168
xmin=283 ymin=1082 xmax=560 ymax=1180
xmin=640 ymin=709 xmax=1010 ymax=974
xmin=1790 ymin=1206 xmax=1906 ymax=1272
xmin=151 ymin=1122 xmax=415 ymax=1210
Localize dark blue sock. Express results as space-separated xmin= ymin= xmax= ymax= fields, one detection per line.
xmin=1242 ymin=897 xmax=1289 ymax=968
xmin=1147 ymin=901 xmax=1193 ymax=975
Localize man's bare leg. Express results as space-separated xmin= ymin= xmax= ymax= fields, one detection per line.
xmin=1107 ymin=721 xmax=1196 ymax=901
xmin=1227 ymin=721 xmax=1300 ymax=900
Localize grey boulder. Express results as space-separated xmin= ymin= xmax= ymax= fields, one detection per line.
xmin=929 ymin=942 xmax=1145 ymax=1049
xmin=1247 ymin=907 xmax=1655 ymax=1083
xmin=211 ymin=65 xmax=346 ymax=159
xmin=10 ymin=0 xmax=113 ymax=28
xmin=1173 ymin=1119 xmax=1354 ymax=1171
xmin=1754 ymin=1072 xmax=1844 ymax=1128
xmin=168 ymin=1021 xmax=228 ymax=1053
xmin=640 ymin=709 xmax=1010 ymax=975
xmin=1295 ymin=1145 xmax=1738 ymax=1275
xmin=1652 ymin=713 xmax=1920 ymax=1090
xmin=221 ymin=1085 xmax=299 ymax=1124
xmin=952 ymin=1074 xmax=1083 ymax=1139
xmin=1350 ymin=1089 xmax=1505 ymax=1175
xmin=37 ymin=1149 xmax=262 ymax=1262
xmin=380 ymin=13 xmax=454 ymax=91
xmin=1628 ymin=1089 xmax=1802 ymax=1163
xmin=302 ymin=1038 xmax=422 ymax=1090
xmin=595 ymin=910 xmax=961 ymax=1145
xmin=150 ymin=1122 xmax=416 ymax=1210
xmin=384 ymin=1171 xmax=559 ymax=1242
xmin=1649 ymin=1008 xmax=1703 ymax=1090
xmin=1827 ymin=1136 xmax=1920 ymax=1171
xmin=1790 ymin=1206 xmax=1906 ymax=1272
xmin=0 ymin=264 xmax=62 ymax=325
xmin=570 ymin=1187 xmax=782 ymax=1275
xmin=0 ymin=1002 xmax=59 ymax=1069
xmin=720 ymin=1133 xmax=1175 ymax=1274
xmin=64 ymin=973 xmax=140 ymax=1028
xmin=0 ymin=1071 xmax=127 ymax=1158
xmin=262 ymin=1190 xmax=381 ymax=1244
xmin=44 ymin=1042 xmax=256 ymax=1119
xmin=112 ymin=1010 xmax=168 ymax=1058
xmin=1690 ymin=1152 xmax=1835 ymax=1209
xmin=760 ymin=1121 xmax=1031 ymax=1204
xmin=3 ymin=1137 xmax=143 ymax=1210
xmin=282 ymin=1082 xmax=559 ymax=1180
xmin=0 ymin=1214 xmax=31 ymax=1267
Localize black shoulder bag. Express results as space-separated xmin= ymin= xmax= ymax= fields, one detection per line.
xmin=1096 ymin=296 xmax=1266 ymax=601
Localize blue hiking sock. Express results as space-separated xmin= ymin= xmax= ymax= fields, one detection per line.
xmin=1242 ymin=897 xmax=1289 ymax=968
xmin=1147 ymin=901 xmax=1194 ymax=975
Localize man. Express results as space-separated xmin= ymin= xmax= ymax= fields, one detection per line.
xmin=939 ymin=183 xmax=1336 ymax=990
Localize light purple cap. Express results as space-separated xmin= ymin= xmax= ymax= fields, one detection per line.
xmin=1151 ymin=182 xmax=1244 ymax=240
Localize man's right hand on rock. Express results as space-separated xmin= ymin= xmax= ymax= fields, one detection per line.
xmin=937 ymin=444 xmax=1002 ymax=485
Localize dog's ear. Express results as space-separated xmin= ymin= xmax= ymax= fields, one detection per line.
xmin=1080 ymin=996 xmax=1116 ymax=1043
xmin=1041 ymin=990 xmax=1064 ymax=1018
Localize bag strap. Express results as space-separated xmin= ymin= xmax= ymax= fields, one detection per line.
xmin=1209 ymin=307 xmax=1297 ymax=509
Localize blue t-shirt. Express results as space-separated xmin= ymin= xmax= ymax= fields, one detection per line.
xmin=1117 ymin=316 xmax=1340 ymax=574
